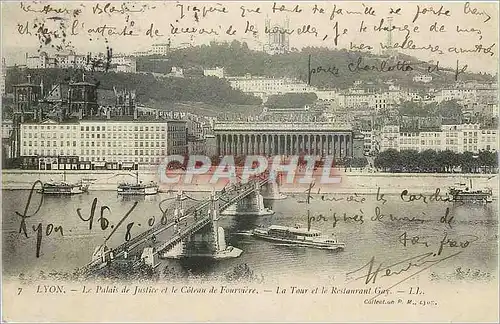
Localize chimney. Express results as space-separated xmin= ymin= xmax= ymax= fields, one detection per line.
xmin=106 ymin=108 xmax=111 ymax=119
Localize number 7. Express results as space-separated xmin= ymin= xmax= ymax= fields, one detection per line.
xmin=17 ymin=287 xmax=23 ymax=295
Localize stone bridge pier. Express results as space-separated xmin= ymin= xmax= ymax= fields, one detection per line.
xmin=221 ymin=181 xmax=275 ymax=216
xmin=262 ymin=171 xmax=287 ymax=200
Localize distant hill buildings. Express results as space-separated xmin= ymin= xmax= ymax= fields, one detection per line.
xmin=1 ymin=58 xmax=6 ymax=97
xmin=25 ymin=51 xmax=137 ymax=73
xmin=203 ymin=67 xmax=225 ymax=78
xmin=227 ymin=74 xmax=336 ymax=102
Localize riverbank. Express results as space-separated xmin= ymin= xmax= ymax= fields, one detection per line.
xmin=2 ymin=169 xmax=498 ymax=195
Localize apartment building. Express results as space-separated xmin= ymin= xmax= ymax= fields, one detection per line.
xmin=19 ymin=119 xmax=187 ymax=167
xmin=379 ymin=123 xmax=498 ymax=154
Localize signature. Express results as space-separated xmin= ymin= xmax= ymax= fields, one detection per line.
xmin=347 ymin=251 xmax=463 ymax=300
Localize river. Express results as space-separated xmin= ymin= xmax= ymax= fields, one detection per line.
xmin=2 ymin=188 xmax=497 ymax=285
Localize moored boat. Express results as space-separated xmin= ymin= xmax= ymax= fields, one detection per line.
xmin=39 ymin=180 xmax=89 ymax=195
xmin=448 ymin=179 xmax=493 ymax=203
xmin=117 ymin=172 xmax=159 ymax=196
xmin=38 ymin=172 xmax=89 ymax=195
xmin=252 ymin=224 xmax=345 ymax=250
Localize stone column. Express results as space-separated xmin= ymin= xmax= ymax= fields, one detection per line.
xmin=258 ymin=134 xmax=264 ymax=155
xmin=346 ymin=134 xmax=351 ymax=157
xmin=283 ymin=134 xmax=290 ymax=156
xmin=334 ymin=135 xmax=338 ymax=158
xmin=236 ymin=134 xmax=240 ymax=156
xmin=320 ymin=135 xmax=324 ymax=156
xmin=313 ymin=135 xmax=316 ymax=156
xmin=216 ymin=134 xmax=221 ymax=156
xmin=233 ymin=134 xmax=237 ymax=155
xmin=221 ymin=134 xmax=225 ymax=156
xmin=340 ymin=135 xmax=345 ymax=158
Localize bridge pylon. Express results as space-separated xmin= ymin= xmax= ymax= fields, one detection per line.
xmin=162 ymin=190 xmax=242 ymax=259
xmin=262 ymin=171 xmax=287 ymax=200
xmin=221 ymin=180 xmax=275 ymax=216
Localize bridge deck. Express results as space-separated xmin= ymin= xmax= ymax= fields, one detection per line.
xmin=79 ymin=178 xmax=268 ymax=275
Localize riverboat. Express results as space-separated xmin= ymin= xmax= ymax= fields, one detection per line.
xmin=38 ymin=172 xmax=89 ymax=195
xmin=253 ymin=224 xmax=345 ymax=250
xmin=117 ymin=172 xmax=159 ymax=196
xmin=39 ymin=180 xmax=89 ymax=195
xmin=448 ymin=179 xmax=493 ymax=203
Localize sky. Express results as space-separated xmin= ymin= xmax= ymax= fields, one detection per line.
xmin=1 ymin=1 xmax=498 ymax=74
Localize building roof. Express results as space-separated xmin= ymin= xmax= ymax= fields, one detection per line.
xmin=13 ymin=83 xmax=40 ymax=88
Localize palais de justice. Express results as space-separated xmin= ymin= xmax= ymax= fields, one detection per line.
xmin=213 ymin=121 xmax=363 ymax=158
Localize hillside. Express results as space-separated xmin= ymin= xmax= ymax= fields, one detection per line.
xmin=4 ymin=67 xmax=262 ymax=108
xmin=4 ymin=42 xmax=495 ymax=118
xmin=137 ymin=41 xmax=495 ymax=89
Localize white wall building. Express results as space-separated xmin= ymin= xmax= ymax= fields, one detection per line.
xmin=436 ymin=88 xmax=477 ymax=103
xmin=169 ymin=67 xmax=184 ymax=77
xmin=1 ymin=58 xmax=6 ymax=97
xmin=379 ymin=123 xmax=498 ymax=154
xmin=203 ymin=67 xmax=225 ymax=78
xmin=25 ymin=52 xmax=137 ymax=73
xmin=19 ymin=119 xmax=187 ymax=165
xmin=380 ymin=125 xmax=400 ymax=151
xmin=2 ymin=119 xmax=13 ymax=139
xmin=151 ymin=43 xmax=171 ymax=55
xmin=228 ymin=75 xmax=319 ymax=99
xmin=111 ymin=56 xmax=137 ymax=73
xmin=413 ymin=75 xmax=433 ymax=83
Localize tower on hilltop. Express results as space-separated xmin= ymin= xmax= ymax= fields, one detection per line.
xmin=67 ymin=73 xmax=98 ymax=119
xmin=382 ymin=16 xmax=398 ymax=59
xmin=11 ymin=74 xmax=42 ymax=158
xmin=263 ymin=17 xmax=290 ymax=55
xmin=114 ymin=87 xmax=136 ymax=117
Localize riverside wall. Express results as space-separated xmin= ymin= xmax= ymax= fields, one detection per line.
xmin=2 ymin=169 xmax=498 ymax=195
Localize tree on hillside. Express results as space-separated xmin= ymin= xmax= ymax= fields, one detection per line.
xmin=266 ymin=93 xmax=318 ymax=108
xmin=398 ymin=101 xmax=431 ymax=117
xmin=6 ymin=68 xmax=262 ymax=106
xmin=438 ymin=100 xmax=462 ymax=119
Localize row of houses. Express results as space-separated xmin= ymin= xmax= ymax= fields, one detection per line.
xmin=25 ymin=52 xmax=137 ymax=73
xmin=361 ymin=123 xmax=498 ymax=155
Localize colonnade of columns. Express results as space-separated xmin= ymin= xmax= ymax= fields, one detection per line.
xmin=215 ymin=133 xmax=353 ymax=158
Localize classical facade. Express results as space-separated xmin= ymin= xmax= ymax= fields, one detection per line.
xmin=213 ymin=121 xmax=354 ymax=158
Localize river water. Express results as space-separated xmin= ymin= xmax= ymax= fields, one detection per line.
xmin=2 ymin=188 xmax=497 ymax=284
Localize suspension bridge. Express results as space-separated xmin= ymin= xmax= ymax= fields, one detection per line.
xmin=77 ymin=175 xmax=283 ymax=276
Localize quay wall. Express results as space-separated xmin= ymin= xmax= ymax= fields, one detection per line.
xmin=2 ymin=169 xmax=498 ymax=195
